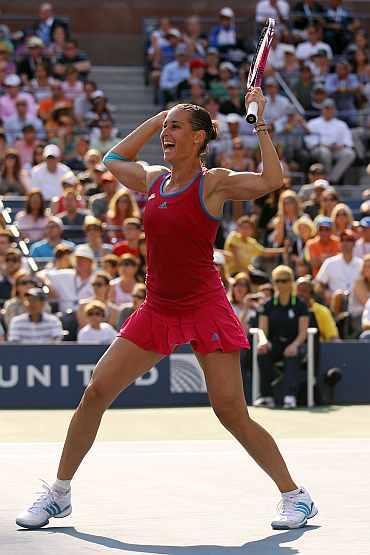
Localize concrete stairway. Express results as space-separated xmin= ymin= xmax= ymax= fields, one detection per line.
xmin=90 ymin=66 xmax=163 ymax=165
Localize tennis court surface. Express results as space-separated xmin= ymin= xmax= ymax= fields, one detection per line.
xmin=2 ymin=406 xmax=370 ymax=555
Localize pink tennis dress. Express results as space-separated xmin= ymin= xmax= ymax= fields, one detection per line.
xmin=118 ymin=170 xmax=249 ymax=355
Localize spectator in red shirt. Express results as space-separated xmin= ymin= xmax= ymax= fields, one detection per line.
xmin=112 ymin=217 xmax=142 ymax=257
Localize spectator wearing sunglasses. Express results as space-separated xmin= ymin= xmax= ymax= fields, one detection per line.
xmin=109 ymin=253 xmax=139 ymax=307
xmin=77 ymin=271 xmax=119 ymax=329
xmin=255 ymin=265 xmax=309 ymax=409
xmin=2 ymin=271 xmax=39 ymax=329
xmin=77 ymin=300 xmax=117 ymax=344
xmin=80 ymin=216 xmax=112 ymax=262
xmin=117 ymin=283 xmax=147 ymax=328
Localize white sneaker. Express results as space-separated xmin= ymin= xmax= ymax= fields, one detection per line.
xmin=16 ymin=480 xmax=72 ymax=529
xmin=253 ymin=396 xmax=275 ymax=408
xmin=271 ymin=486 xmax=318 ymax=530
xmin=283 ymin=395 xmax=297 ymax=409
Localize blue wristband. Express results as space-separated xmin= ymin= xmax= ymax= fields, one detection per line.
xmin=103 ymin=151 xmax=132 ymax=163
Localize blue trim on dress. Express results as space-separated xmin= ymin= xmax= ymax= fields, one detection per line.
xmin=147 ymin=172 xmax=169 ymax=191
xmin=159 ymin=172 xmax=201 ymax=197
xmin=198 ymin=175 xmax=223 ymax=221
xmin=103 ymin=151 xmax=132 ymax=163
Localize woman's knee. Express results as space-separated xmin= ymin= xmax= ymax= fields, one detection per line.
xmin=80 ymin=381 xmax=111 ymax=412
xmin=212 ymin=395 xmax=249 ymax=429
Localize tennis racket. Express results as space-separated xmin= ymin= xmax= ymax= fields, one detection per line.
xmin=246 ymin=18 xmax=276 ymax=124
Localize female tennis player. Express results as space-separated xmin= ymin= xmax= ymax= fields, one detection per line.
xmin=16 ymin=88 xmax=317 ymax=531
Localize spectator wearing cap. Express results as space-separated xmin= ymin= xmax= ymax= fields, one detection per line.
xmin=14 ymin=124 xmax=41 ymax=169
xmin=89 ymin=170 xmax=119 ymax=221
xmin=54 ymin=39 xmax=91 ymax=79
xmin=8 ymin=286 xmax=63 ymax=343
xmin=112 ymin=217 xmax=141 ymax=258
xmin=90 ymin=118 xmax=118 ymax=155
xmin=58 ymin=188 xmax=88 ymax=242
xmin=296 ymin=276 xmax=339 ymax=341
xmin=159 ymin=44 xmax=190 ymax=106
xmin=30 ymin=144 xmax=70 ymax=199
xmin=81 ymin=216 xmax=112 ymax=261
xmin=292 ymin=1 xmax=325 ymax=32
xmin=86 ymin=90 xmax=114 ymax=128
xmin=44 ymin=243 xmax=94 ymax=312
xmin=315 ymin=229 xmax=363 ymax=313
xmin=256 ymin=0 xmax=290 ymax=27
xmin=302 ymin=179 xmax=330 ymax=220
xmin=0 ymin=74 xmax=37 ymax=120
xmin=209 ymin=61 xmax=236 ymax=102
xmin=16 ymin=36 xmax=51 ymax=82
xmin=117 ymin=283 xmax=147 ymax=329
xmin=296 ymin=23 xmax=333 ymax=61
xmin=0 ymin=248 xmax=23 ymax=306
xmin=263 ymin=78 xmax=292 ymax=125
xmin=305 ymin=99 xmax=355 ymax=184
xmin=325 ymin=59 xmax=360 ymax=127
xmin=256 ymin=265 xmax=309 ymax=409
xmin=2 ymin=271 xmax=42 ymax=329
xmin=101 ymin=253 xmax=119 ymax=280
xmin=34 ymin=2 xmax=69 ymax=47
xmin=77 ymin=300 xmax=116 ymax=344
xmin=177 ymin=58 xmax=207 ymax=100
xmin=4 ymin=95 xmax=44 ymax=144
xmin=305 ymin=216 xmax=340 ymax=276
xmin=30 ymin=216 xmax=74 ymax=259
xmin=77 ymin=271 xmax=119 ymax=329
xmin=354 ymin=217 xmax=370 ymax=258
xmin=307 ymin=81 xmax=328 ymax=119
xmin=298 ymin=163 xmax=327 ymax=201
xmin=209 ymin=7 xmax=237 ymax=50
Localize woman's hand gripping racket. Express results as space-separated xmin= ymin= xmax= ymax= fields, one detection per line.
xmin=246 ymin=18 xmax=276 ymax=124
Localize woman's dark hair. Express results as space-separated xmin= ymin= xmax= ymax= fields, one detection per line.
xmin=25 ymin=189 xmax=46 ymax=218
xmin=2 ymin=149 xmax=21 ymax=179
xmin=180 ymin=103 xmax=218 ymax=155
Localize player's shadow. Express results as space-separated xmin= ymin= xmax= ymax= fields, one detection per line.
xmin=19 ymin=525 xmax=320 ymax=554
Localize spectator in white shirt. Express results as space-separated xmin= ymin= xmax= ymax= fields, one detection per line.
xmin=8 ymin=287 xmax=63 ymax=343
xmin=305 ymin=99 xmax=355 ymax=184
xmin=354 ymin=217 xmax=370 ymax=259
xmin=315 ymin=229 xmax=363 ymax=315
xmin=360 ymin=297 xmax=370 ymax=339
xmin=263 ymin=77 xmax=292 ymax=125
xmin=77 ymin=300 xmax=117 ymax=344
xmin=159 ymin=44 xmax=190 ymax=106
xmin=4 ymin=96 xmax=44 ymax=144
xmin=296 ymin=23 xmax=333 ymax=61
xmin=0 ymin=74 xmax=37 ymax=120
xmin=30 ymin=144 xmax=70 ymax=199
xmin=256 ymin=0 xmax=290 ymax=26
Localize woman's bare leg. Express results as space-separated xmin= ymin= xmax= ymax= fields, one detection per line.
xmin=195 ymin=350 xmax=297 ymax=493
xmin=57 ymin=338 xmax=163 ymax=480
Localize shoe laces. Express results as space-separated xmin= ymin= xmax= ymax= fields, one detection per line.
xmin=29 ymin=480 xmax=56 ymax=514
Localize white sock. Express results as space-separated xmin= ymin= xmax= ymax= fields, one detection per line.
xmin=282 ymin=487 xmax=302 ymax=497
xmin=52 ymin=479 xmax=71 ymax=494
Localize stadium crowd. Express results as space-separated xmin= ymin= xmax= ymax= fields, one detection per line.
xmin=0 ymin=1 xmax=370 ymax=400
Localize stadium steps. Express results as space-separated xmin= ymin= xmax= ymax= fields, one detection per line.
xmin=90 ymin=66 xmax=163 ymax=165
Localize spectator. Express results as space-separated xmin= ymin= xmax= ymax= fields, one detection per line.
xmin=263 ymin=77 xmax=292 ymax=125
xmin=8 ymin=287 xmax=63 ymax=343
xmin=305 ymin=216 xmax=340 ymax=277
xmin=220 ymin=80 xmax=245 ymax=116
xmin=0 ymin=149 xmax=28 ymax=195
xmin=78 ymin=149 xmax=103 ymax=191
xmin=66 ymin=134 xmax=91 ymax=172
xmin=218 ymin=136 xmax=255 ymax=173
xmin=117 ymin=283 xmax=147 ymax=328
xmin=38 ymin=78 xmax=71 ymax=122
xmin=15 ymin=189 xmax=49 ymax=243
xmin=0 ymin=74 xmax=37 ymax=120
xmin=296 ymin=23 xmax=333 ymax=61
xmin=203 ymin=48 xmax=220 ymax=90
xmin=308 ymin=51 xmax=331 ymax=85
xmin=52 ymin=170 xmax=84 ymax=213
xmin=112 ymin=217 xmax=141 ymax=257
xmin=292 ymin=1 xmax=325 ymax=32
xmin=59 ymin=188 xmax=88 ymax=242
xmin=89 ymin=170 xmax=119 ymax=221
xmin=317 ymin=187 xmax=339 ymax=218
xmin=209 ymin=7 xmax=237 ymax=50
xmin=331 ymin=203 xmax=353 ymax=236
xmin=54 ymin=39 xmax=91 ymax=80
xmin=315 ymin=229 xmax=363 ymax=313
xmin=16 ymin=36 xmax=50 ymax=83
xmin=307 ymin=81 xmax=329 ymax=119
xmin=109 ymin=253 xmax=139 ymax=306
xmin=101 ymin=253 xmax=119 ymax=280
xmin=0 ymin=229 xmax=12 ymax=273
xmin=45 ymin=243 xmax=94 ymax=312
xmin=34 ymin=2 xmax=69 ymax=47
xmin=183 ymin=15 xmax=206 ymax=58
xmin=74 ymin=79 xmax=97 ymax=124
xmin=77 ymin=271 xmax=119 ymax=329
xmin=81 ymin=216 xmax=112 ymax=261
xmin=361 ymin=297 xmax=370 ymax=338
xmin=291 ymin=215 xmax=316 ymax=262
xmin=85 ymin=90 xmax=113 ymax=129
xmin=4 ymin=95 xmax=44 ymax=144
xmin=13 ymin=125 xmax=40 ymax=169
xmin=0 ymin=40 xmax=15 ymax=76
xmin=324 ymin=0 xmax=353 ymax=55
xmin=224 ymin=215 xmax=285 ymax=276
xmin=302 ymin=179 xmax=330 ymax=220
xmin=61 ymin=66 xmax=83 ymax=101
xmin=30 ymin=216 xmax=74 ymax=259
xmin=228 ymin=272 xmax=254 ymax=330
xmin=298 ymin=163 xmax=327 ymax=201
xmin=159 ymin=45 xmax=190 ymax=106
xmin=256 ymin=265 xmax=309 ymax=409
xmin=90 ymin=118 xmax=118 ymax=155
xmin=2 ymin=271 xmax=40 ymax=329
xmin=77 ymin=300 xmax=116 ymax=344
xmin=209 ymin=61 xmax=237 ymax=103
xmin=280 ymin=46 xmax=300 ymax=88
xmin=271 ymin=190 xmax=302 ymax=246
xmin=30 ymin=62 xmax=53 ymax=101
xmin=305 ymin=99 xmax=356 ymax=184
xmin=0 ymin=248 xmax=24 ymax=306
xmin=106 ymin=189 xmax=140 ymax=241
xmin=325 ymin=59 xmax=360 ymax=127
xmin=274 ymin=107 xmax=309 ymax=164
xmin=293 ymin=64 xmax=314 ymax=111
xmin=30 ymin=144 xmax=70 ymax=199
xmin=256 ymin=1 xmax=289 ymax=26
xmin=351 ymin=254 xmax=370 ymax=330
xmin=296 ymin=275 xmax=339 ymax=341
xmin=354 ymin=217 xmax=370 ymax=258
xmin=148 ymin=18 xmax=173 ymax=71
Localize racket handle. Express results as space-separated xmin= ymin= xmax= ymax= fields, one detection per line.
xmin=246 ymin=101 xmax=258 ymax=124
